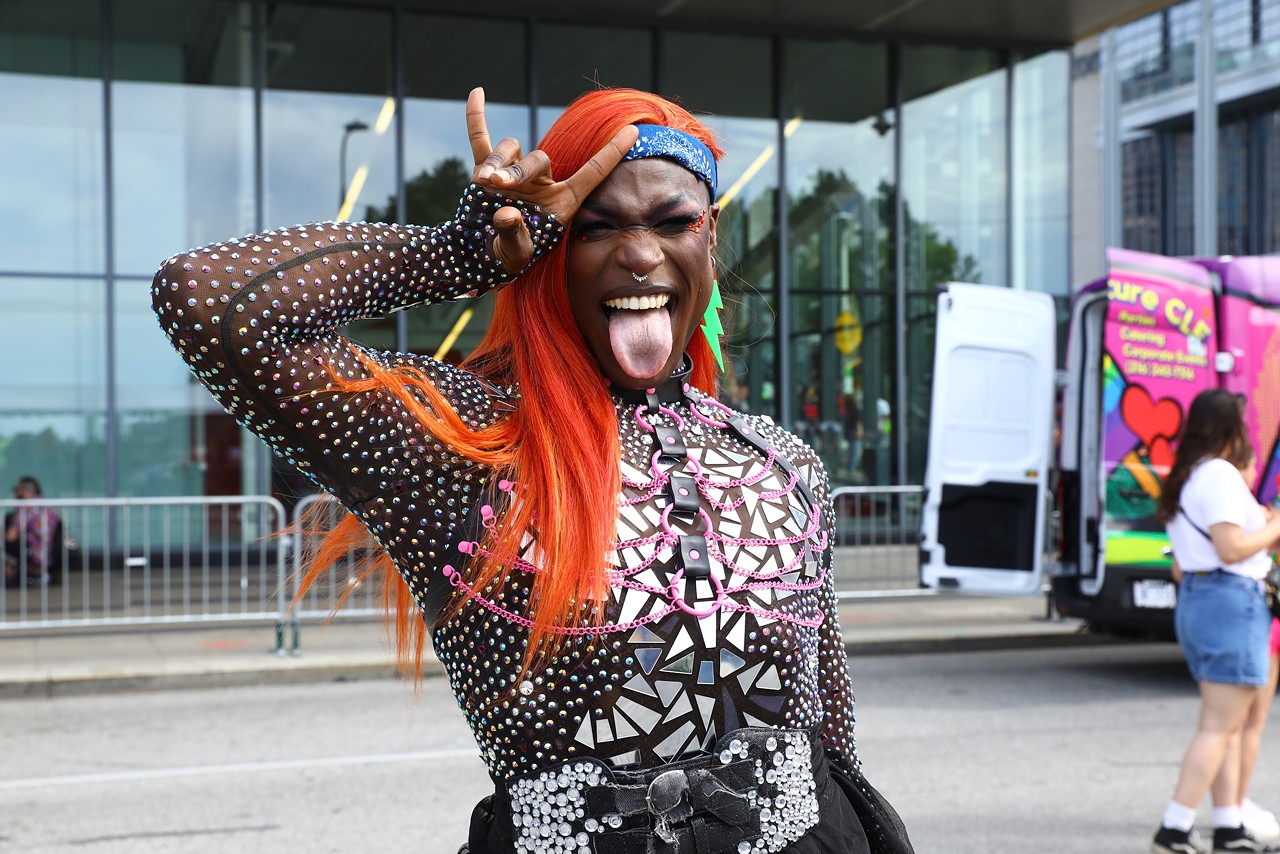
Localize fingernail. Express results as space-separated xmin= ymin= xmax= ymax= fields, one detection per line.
xmin=476 ymin=165 xmax=493 ymax=180
xmin=494 ymin=169 xmax=510 ymax=183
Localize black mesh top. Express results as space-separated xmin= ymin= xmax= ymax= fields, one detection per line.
xmin=151 ymin=185 xmax=858 ymax=782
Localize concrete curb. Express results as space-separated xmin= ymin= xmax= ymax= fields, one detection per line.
xmin=843 ymin=626 xmax=1126 ymax=658
xmin=0 ymin=658 xmax=448 ymax=699
xmin=0 ymin=595 xmax=1131 ymax=699
xmin=0 ymin=626 xmax=1116 ymax=699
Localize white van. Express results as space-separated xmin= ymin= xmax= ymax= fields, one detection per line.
xmin=920 ymin=248 xmax=1275 ymax=636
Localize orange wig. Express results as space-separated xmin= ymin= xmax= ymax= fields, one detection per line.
xmin=297 ymin=89 xmax=725 ymax=677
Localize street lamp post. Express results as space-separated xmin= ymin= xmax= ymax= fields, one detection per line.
xmin=339 ymin=119 xmax=370 ymax=211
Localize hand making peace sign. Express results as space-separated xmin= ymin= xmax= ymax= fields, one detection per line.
xmin=465 ymin=87 xmax=639 ymax=273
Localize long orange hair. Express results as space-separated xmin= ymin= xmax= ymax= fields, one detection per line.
xmin=296 ymin=89 xmax=724 ymax=676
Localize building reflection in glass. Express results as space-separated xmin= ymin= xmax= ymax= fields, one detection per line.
xmin=0 ymin=3 xmax=1071 ymax=501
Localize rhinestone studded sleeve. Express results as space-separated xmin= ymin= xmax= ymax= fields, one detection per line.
xmin=151 ymin=184 xmax=561 ymax=550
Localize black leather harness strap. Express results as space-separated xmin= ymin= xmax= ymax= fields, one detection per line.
xmin=725 ymin=414 xmax=819 ymax=517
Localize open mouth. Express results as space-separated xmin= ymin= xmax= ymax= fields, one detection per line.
xmin=601 ymin=292 xmax=675 ymax=381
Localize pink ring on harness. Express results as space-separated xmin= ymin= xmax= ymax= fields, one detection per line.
xmin=659 ymin=503 xmax=713 ymax=538
xmin=648 ymin=450 xmax=702 ymax=481
xmin=667 ymin=566 xmax=726 ymax=618
xmin=634 ymin=403 xmax=686 ymax=433
xmin=689 ymin=396 xmax=736 ymax=429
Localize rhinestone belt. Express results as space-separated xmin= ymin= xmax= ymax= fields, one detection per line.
xmin=506 ymin=727 xmax=823 ymax=854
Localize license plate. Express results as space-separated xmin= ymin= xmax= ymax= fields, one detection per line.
xmin=1133 ymin=578 xmax=1177 ymax=609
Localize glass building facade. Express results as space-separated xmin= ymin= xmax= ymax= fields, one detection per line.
xmin=1116 ymin=0 xmax=1280 ymax=256
xmin=0 ymin=2 xmax=1069 ymax=503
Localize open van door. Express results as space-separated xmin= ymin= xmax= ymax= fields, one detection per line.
xmin=919 ymin=284 xmax=1057 ymax=595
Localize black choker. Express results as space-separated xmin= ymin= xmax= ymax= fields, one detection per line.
xmin=608 ymin=356 xmax=693 ymax=404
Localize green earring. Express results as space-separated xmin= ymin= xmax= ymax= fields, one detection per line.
xmin=700 ymin=279 xmax=725 ymax=371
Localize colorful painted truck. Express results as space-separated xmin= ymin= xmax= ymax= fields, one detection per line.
xmin=919 ymin=248 xmax=1280 ymax=636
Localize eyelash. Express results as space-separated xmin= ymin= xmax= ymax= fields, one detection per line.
xmin=575 ymin=210 xmax=708 ymax=241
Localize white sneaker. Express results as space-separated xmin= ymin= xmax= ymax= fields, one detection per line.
xmin=1243 ymin=800 xmax=1280 ymax=843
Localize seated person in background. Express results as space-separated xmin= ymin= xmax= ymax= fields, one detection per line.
xmin=4 ymin=476 xmax=62 ymax=588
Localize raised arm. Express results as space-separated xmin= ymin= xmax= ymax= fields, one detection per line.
xmin=151 ymin=187 xmax=560 ymax=506
xmin=152 ymin=89 xmax=637 ymax=509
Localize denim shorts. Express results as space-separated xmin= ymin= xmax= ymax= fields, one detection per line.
xmin=1175 ymin=570 xmax=1271 ymax=686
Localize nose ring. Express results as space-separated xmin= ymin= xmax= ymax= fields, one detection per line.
xmin=632 ymin=272 xmax=649 ymax=283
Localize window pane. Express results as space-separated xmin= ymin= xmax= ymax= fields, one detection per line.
xmin=785 ymin=39 xmax=894 ymax=485
xmin=901 ymin=45 xmax=1007 ymax=484
xmin=1168 ymin=3 xmax=1198 ymax=90
xmin=901 ymin=47 xmax=1008 ymax=292
xmin=1215 ymin=0 xmax=1253 ymax=64
xmin=1118 ymin=2 xmax=1196 ymax=104
xmin=1126 ymin=106 xmax=1262 ymax=262
xmin=115 ymin=276 xmax=239 ymax=497
xmin=1170 ymin=128 xmax=1195 ymax=255
xmin=1116 ymin=11 xmax=1166 ymax=103
xmin=536 ymin=24 xmax=652 ymax=136
xmin=1122 ymin=133 xmax=1164 ymax=252
xmin=111 ymin=0 xmax=255 ymax=276
xmin=1265 ymin=107 xmax=1280 ymax=252
xmin=262 ymin=4 xmax=395 ymax=228
xmin=0 ymin=2 xmax=104 ymax=275
xmin=664 ymin=32 xmax=776 ymax=419
xmin=1219 ymin=117 xmax=1251 ymax=255
xmin=1264 ymin=0 xmax=1280 ymax=46
xmin=1012 ymin=50 xmax=1069 ymax=296
xmin=400 ymin=14 xmax=529 ymax=359
xmin=259 ymin=4 xmax=396 ymax=500
xmin=0 ymin=278 xmax=106 ymax=498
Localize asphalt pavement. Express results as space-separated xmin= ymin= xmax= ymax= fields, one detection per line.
xmin=0 ymin=592 xmax=1127 ymax=698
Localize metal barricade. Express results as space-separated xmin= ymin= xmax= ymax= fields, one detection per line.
xmin=279 ymin=486 xmax=932 ymax=640
xmin=0 ymin=496 xmax=288 ymax=634
xmin=276 ymin=486 xmax=396 ymax=655
xmin=280 ymin=492 xmax=384 ymax=652
xmin=0 ymin=486 xmax=926 ymax=635
xmin=828 ymin=485 xmax=929 ymax=598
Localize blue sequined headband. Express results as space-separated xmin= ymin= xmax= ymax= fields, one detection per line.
xmin=623 ymin=124 xmax=718 ymax=202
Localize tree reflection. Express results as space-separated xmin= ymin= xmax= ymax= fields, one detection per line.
xmin=366 ymin=159 xmax=980 ymax=291
xmin=364 ymin=157 xmax=471 ymax=226
xmin=780 ymin=168 xmax=982 ymax=485
xmin=0 ymin=427 xmax=103 ymax=500
xmin=793 ymin=169 xmax=980 ymax=289
xmin=355 ymin=156 xmax=981 ymax=487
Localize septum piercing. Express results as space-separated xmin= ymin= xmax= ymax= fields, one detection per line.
xmin=631 ymin=272 xmax=649 ymax=283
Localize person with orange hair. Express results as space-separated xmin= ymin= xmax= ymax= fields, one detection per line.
xmin=152 ymin=87 xmax=912 ymax=854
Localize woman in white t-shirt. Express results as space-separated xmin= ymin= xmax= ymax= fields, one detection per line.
xmin=1151 ymin=389 xmax=1280 ymax=854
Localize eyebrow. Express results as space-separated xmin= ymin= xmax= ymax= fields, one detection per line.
xmin=579 ymin=193 xmax=701 ymax=219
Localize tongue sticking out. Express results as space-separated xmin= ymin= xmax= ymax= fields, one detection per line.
xmin=608 ymin=307 xmax=673 ymax=381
